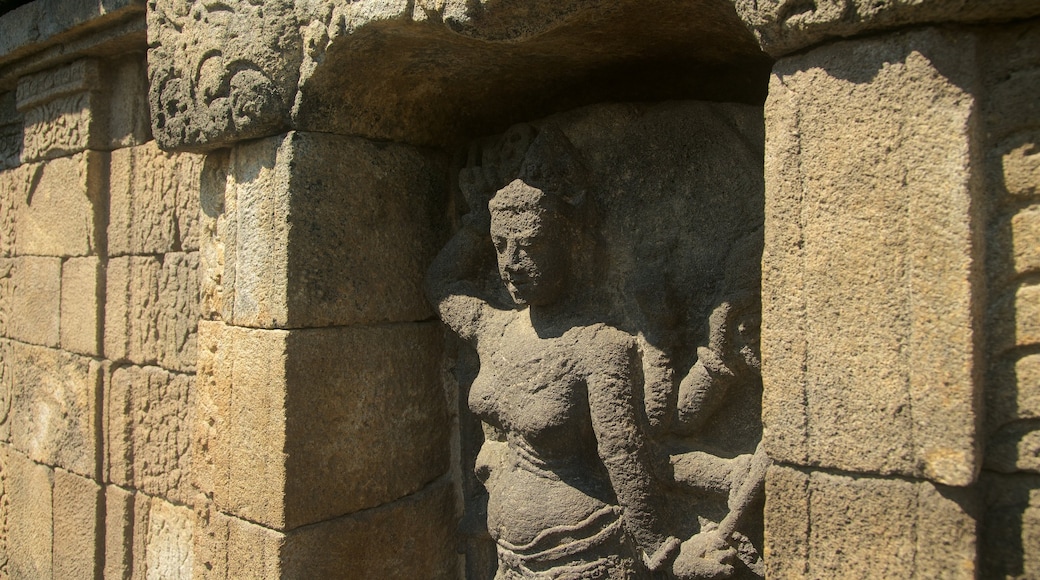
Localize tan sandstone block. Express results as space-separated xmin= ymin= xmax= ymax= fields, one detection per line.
xmin=105 ymin=255 xmax=161 ymax=365
xmin=0 ymin=168 xmax=15 ymax=257
xmin=159 ymin=252 xmax=199 ymax=373
xmin=9 ymin=256 xmax=61 ymax=347
xmin=16 ymin=59 xmax=104 ymax=162
xmin=279 ymin=479 xmax=458 ymax=579
xmin=225 ymin=514 xmax=283 ymax=580
xmin=0 ymin=259 xmax=8 ymax=340
xmin=192 ymin=506 xmax=233 ymax=580
xmin=763 ymin=465 xmax=809 ymax=579
xmin=766 ymin=469 xmax=977 ymax=578
xmin=988 ymin=353 xmax=1040 ymax=433
xmin=7 ymin=450 xmax=52 ymax=579
xmin=992 ymin=282 xmax=1040 ymax=356
xmin=104 ymin=485 xmax=134 ymax=580
xmin=13 ymin=152 xmax=105 ymax=256
xmin=193 ymin=321 xmax=231 ymax=504
xmin=109 ymin=142 xmax=203 ymax=256
xmin=215 ymin=322 xmax=449 ymax=530
xmin=0 ymin=341 xmax=9 ymax=443
xmin=765 ymin=28 xmax=982 ymax=485
xmin=138 ymin=496 xmax=195 ymax=580
xmin=107 ymin=366 xmax=193 ymax=504
xmin=199 ymin=151 xmax=235 ymax=322
xmin=230 ymin=131 xmax=444 ymax=329
xmin=53 ymin=468 xmax=102 ymax=580
xmin=0 ymin=444 xmax=7 ymax=575
xmin=981 ymin=472 xmax=1040 ymax=578
xmin=10 ymin=342 xmax=100 ymax=477
xmin=61 ymin=256 xmax=102 ymax=356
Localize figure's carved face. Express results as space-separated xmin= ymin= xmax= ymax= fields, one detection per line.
xmin=489 ymin=180 xmax=568 ymax=307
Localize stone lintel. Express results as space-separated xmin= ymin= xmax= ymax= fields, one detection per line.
xmin=735 ymin=0 xmax=1040 ymax=58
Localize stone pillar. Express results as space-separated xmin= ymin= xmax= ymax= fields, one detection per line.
xmin=190 ymin=131 xmax=456 ymax=577
xmin=735 ymin=1 xmax=1040 ymax=577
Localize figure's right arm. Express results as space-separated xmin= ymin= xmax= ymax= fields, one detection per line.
xmin=426 ymin=191 xmax=497 ymax=344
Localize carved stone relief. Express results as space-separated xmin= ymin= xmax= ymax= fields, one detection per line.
xmin=427 ymin=102 xmax=765 ymax=579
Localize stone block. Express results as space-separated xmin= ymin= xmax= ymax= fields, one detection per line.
xmin=209 ymin=322 xmax=449 ymax=530
xmin=0 ymin=445 xmax=7 ymax=577
xmin=159 ymin=251 xmax=199 ymax=373
xmin=986 ymin=421 xmax=1040 ymax=474
xmin=279 ymin=479 xmax=458 ymax=579
xmin=13 ymin=152 xmax=105 ymax=256
xmin=103 ymin=53 xmax=152 ymax=151
xmin=762 ymin=465 xmax=809 ymax=578
xmin=9 ymin=256 xmax=61 ymax=347
xmin=17 ymin=59 xmax=104 ymax=162
xmin=61 ymin=256 xmax=102 ymax=356
xmin=192 ymin=505 xmax=234 ymax=580
xmin=765 ymin=467 xmax=977 ymax=578
xmin=987 ymin=353 xmax=1040 ymax=434
xmin=137 ymin=496 xmax=195 ymax=580
xmin=205 ymin=480 xmax=457 ymax=579
xmin=0 ymin=92 xmax=20 ymax=170
xmin=981 ymin=471 xmax=1040 ymax=579
xmin=0 ymin=168 xmax=15 ymax=256
xmin=0 ymin=259 xmax=8 ymax=339
xmin=0 ymin=341 xmax=9 ymax=443
xmin=762 ymin=28 xmax=983 ymax=485
xmin=7 ymin=450 xmax=52 ymax=579
xmin=199 ymin=151 xmax=235 ymax=322
xmin=107 ymin=365 xmax=193 ymax=504
xmin=104 ymin=485 xmax=134 ymax=580
xmin=10 ymin=342 xmax=101 ymax=477
xmin=193 ymin=321 xmax=231 ymax=503
xmin=105 ymin=255 xmax=161 ymax=365
xmin=109 ymin=142 xmax=202 ymax=256
xmin=230 ymin=131 xmax=445 ymax=329
xmin=991 ymin=283 xmax=1040 ymax=357
xmin=735 ymin=0 xmax=1040 ymax=57
xmin=53 ymin=468 xmax=102 ymax=580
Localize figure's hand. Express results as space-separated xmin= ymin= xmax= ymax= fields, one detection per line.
xmin=673 ymin=529 xmax=737 ymax=580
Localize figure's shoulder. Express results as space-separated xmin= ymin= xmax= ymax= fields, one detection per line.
xmin=573 ymin=323 xmax=636 ymax=370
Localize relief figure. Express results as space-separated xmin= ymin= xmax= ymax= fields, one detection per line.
xmin=428 ymin=115 xmax=766 ymax=579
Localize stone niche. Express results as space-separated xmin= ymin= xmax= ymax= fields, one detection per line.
xmin=147 ymin=0 xmax=774 ymax=577
xmin=429 ymin=102 xmax=766 ymax=579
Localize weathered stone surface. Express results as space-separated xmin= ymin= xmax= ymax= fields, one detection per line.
xmin=192 ymin=321 xmax=230 ymax=514
xmin=105 ymin=255 xmax=160 ymax=365
xmin=10 ymin=342 xmax=100 ymax=477
xmin=109 ymin=142 xmax=203 ymax=256
xmin=0 ymin=259 xmax=9 ymax=339
xmin=988 ymin=354 xmax=1040 ymax=434
xmin=148 ymin=0 xmax=769 ymax=150
xmin=0 ymin=445 xmax=7 ymax=577
xmin=7 ymin=450 xmax=52 ymax=579
xmin=159 ymin=251 xmax=199 ymax=373
xmin=53 ymin=468 xmax=102 ymax=580
xmin=764 ymin=466 xmax=977 ymax=578
xmin=763 ymin=465 xmax=809 ymax=578
xmin=12 ymin=152 xmax=105 ymax=256
xmin=102 ymin=53 xmax=152 ymax=151
xmin=107 ymin=365 xmax=193 ymax=504
xmin=0 ymin=169 xmax=14 ymax=257
xmin=199 ymin=151 xmax=235 ymax=322
xmin=735 ymin=0 xmax=1040 ymax=57
xmin=61 ymin=256 xmax=102 ymax=356
xmin=200 ymin=321 xmax=448 ymax=530
xmin=8 ymin=255 xmax=60 ymax=347
xmin=980 ymin=471 xmax=1040 ymax=579
xmin=0 ymin=92 xmax=19 ymax=170
xmin=104 ymin=484 xmax=134 ymax=580
xmin=762 ymin=28 xmax=982 ymax=485
xmin=0 ymin=341 xmax=10 ymax=443
xmin=16 ymin=59 xmax=104 ymax=162
xmin=280 ymin=479 xmax=458 ymax=579
xmin=991 ymin=283 xmax=1040 ymax=356
xmin=230 ymin=132 xmax=446 ymax=329
xmin=197 ymin=480 xmax=457 ymax=579
xmin=0 ymin=0 xmax=143 ymax=62
xmin=133 ymin=495 xmax=194 ymax=580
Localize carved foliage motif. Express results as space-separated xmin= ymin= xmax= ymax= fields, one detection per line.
xmin=146 ymin=0 xmax=302 ymax=150
xmin=428 ymin=103 xmax=766 ymax=579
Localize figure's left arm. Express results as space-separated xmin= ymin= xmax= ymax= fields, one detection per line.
xmin=586 ymin=331 xmax=679 ymax=572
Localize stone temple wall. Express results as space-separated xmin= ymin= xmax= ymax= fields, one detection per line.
xmin=0 ymin=0 xmax=1035 ymax=579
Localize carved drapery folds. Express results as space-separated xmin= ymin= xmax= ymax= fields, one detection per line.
xmin=427 ymin=103 xmax=766 ymax=579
